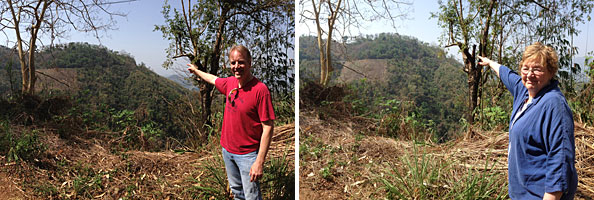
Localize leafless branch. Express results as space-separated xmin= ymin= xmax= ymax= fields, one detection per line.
xmin=35 ymin=69 xmax=70 ymax=87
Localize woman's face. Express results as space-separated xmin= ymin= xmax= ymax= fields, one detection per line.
xmin=520 ymin=59 xmax=554 ymax=96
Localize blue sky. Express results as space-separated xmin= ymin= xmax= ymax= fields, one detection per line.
xmin=298 ymin=1 xmax=594 ymax=61
xmin=3 ymin=1 xmax=593 ymax=77
xmin=65 ymin=0 xmax=176 ymax=76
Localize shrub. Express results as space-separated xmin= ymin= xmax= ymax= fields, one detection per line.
xmin=273 ymin=96 xmax=295 ymax=125
xmin=478 ymin=106 xmax=509 ymax=131
xmin=0 ymin=126 xmax=46 ymax=163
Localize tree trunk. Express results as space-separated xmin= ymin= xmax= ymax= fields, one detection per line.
xmin=461 ymin=46 xmax=479 ymax=125
xmin=461 ymin=0 xmax=496 ymax=126
xmin=201 ymin=4 xmax=229 ymax=130
xmin=323 ymin=21 xmax=334 ymax=86
xmin=468 ymin=62 xmax=480 ymax=125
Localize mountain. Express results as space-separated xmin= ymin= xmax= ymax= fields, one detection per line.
xmin=166 ymin=74 xmax=197 ymax=90
xmin=299 ymin=33 xmax=467 ymax=140
xmin=0 ymin=42 xmax=191 ymax=139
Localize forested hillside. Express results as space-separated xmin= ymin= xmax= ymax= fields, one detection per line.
xmin=300 ymin=34 xmax=467 ymax=141
xmin=1 ymin=43 xmax=191 ymax=147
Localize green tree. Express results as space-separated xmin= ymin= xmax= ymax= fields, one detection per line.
xmin=433 ymin=0 xmax=594 ymax=128
xmin=155 ymin=0 xmax=294 ymax=129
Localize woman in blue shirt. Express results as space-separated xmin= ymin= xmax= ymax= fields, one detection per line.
xmin=477 ymin=42 xmax=577 ymax=200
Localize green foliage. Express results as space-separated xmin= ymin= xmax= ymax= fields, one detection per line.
xmin=261 ymin=154 xmax=295 ymax=200
xmin=39 ymin=42 xmax=135 ymax=69
xmin=109 ymin=109 xmax=165 ymax=151
xmin=185 ymin=153 xmax=230 ymax=199
xmin=302 ymin=33 xmax=467 ymax=142
xmin=112 ymin=109 xmax=136 ymax=131
xmin=569 ymin=51 xmax=594 ymax=126
xmin=477 ymin=105 xmax=509 ymax=131
xmin=320 ymin=166 xmax=333 ymax=180
xmin=381 ymin=146 xmax=446 ymax=199
xmin=71 ymin=164 xmax=107 ymax=198
xmin=1 ymin=59 xmax=19 ymax=96
xmin=376 ymin=99 xmax=436 ymax=141
xmin=273 ymin=95 xmax=295 ymax=125
xmin=4 ymin=42 xmax=210 ymax=149
xmin=0 ymin=124 xmax=46 ymax=163
xmin=570 ymin=98 xmax=594 ymax=126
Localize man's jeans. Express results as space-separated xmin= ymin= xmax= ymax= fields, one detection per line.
xmin=222 ymin=148 xmax=262 ymax=200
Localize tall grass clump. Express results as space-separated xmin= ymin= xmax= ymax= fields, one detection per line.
xmin=262 ymin=153 xmax=295 ymax=200
xmin=185 ymin=152 xmax=230 ymax=199
xmin=381 ymin=145 xmax=509 ymax=199
xmin=444 ymin=158 xmax=508 ymax=199
xmin=381 ymin=145 xmax=448 ymax=199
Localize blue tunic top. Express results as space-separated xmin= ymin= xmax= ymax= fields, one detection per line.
xmin=500 ymin=66 xmax=577 ymax=200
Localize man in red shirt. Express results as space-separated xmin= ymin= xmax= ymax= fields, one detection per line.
xmin=187 ymin=45 xmax=275 ymax=200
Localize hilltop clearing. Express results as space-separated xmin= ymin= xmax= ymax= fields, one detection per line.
xmin=299 ymin=83 xmax=594 ymax=199
xmin=0 ymin=122 xmax=294 ymax=199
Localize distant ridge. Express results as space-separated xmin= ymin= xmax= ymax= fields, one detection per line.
xmin=0 ymin=42 xmax=191 ymax=137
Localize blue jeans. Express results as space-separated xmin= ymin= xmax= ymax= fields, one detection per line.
xmin=222 ymin=148 xmax=262 ymax=200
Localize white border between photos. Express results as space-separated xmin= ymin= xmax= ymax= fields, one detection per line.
xmin=294 ymin=0 xmax=300 ymax=198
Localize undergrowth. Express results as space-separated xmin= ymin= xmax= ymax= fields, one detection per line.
xmin=381 ymin=145 xmax=508 ymax=200
xmin=185 ymin=149 xmax=295 ymax=199
xmin=0 ymin=92 xmax=295 ymax=199
xmin=0 ymin=121 xmax=46 ymax=163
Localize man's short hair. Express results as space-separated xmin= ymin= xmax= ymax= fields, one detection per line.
xmin=230 ymin=45 xmax=252 ymax=63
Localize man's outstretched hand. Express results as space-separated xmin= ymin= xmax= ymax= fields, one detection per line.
xmin=185 ymin=63 xmax=219 ymax=85
xmin=187 ymin=63 xmax=199 ymax=74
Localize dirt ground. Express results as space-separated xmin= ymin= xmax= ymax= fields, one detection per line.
xmin=0 ymin=123 xmax=294 ymax=199
xmin=299 ymin=106 xmax=594 ymax=200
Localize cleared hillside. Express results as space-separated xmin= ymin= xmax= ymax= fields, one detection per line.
xmin=299 ymin=84 xmax=594 ymax=199
xmin=337 ymin=59 xmax=390 ymax=83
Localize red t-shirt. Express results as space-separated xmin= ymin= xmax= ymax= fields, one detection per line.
xmin=215 ymin=77 xmax=276 ymax=154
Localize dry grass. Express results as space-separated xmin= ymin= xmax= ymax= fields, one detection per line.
xmin=300 ymin=104 xmax=594 ymax=199
xmin=300 ymin=109 xmax=406 ymax=199
xmin=575 ymin=123 xmax=594 ymax=198
xmin=0 ymin=123 xmax=294 ymax=199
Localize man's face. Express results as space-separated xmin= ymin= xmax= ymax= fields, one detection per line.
xmin=229 ymin=49 xmax=252 ymax=80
